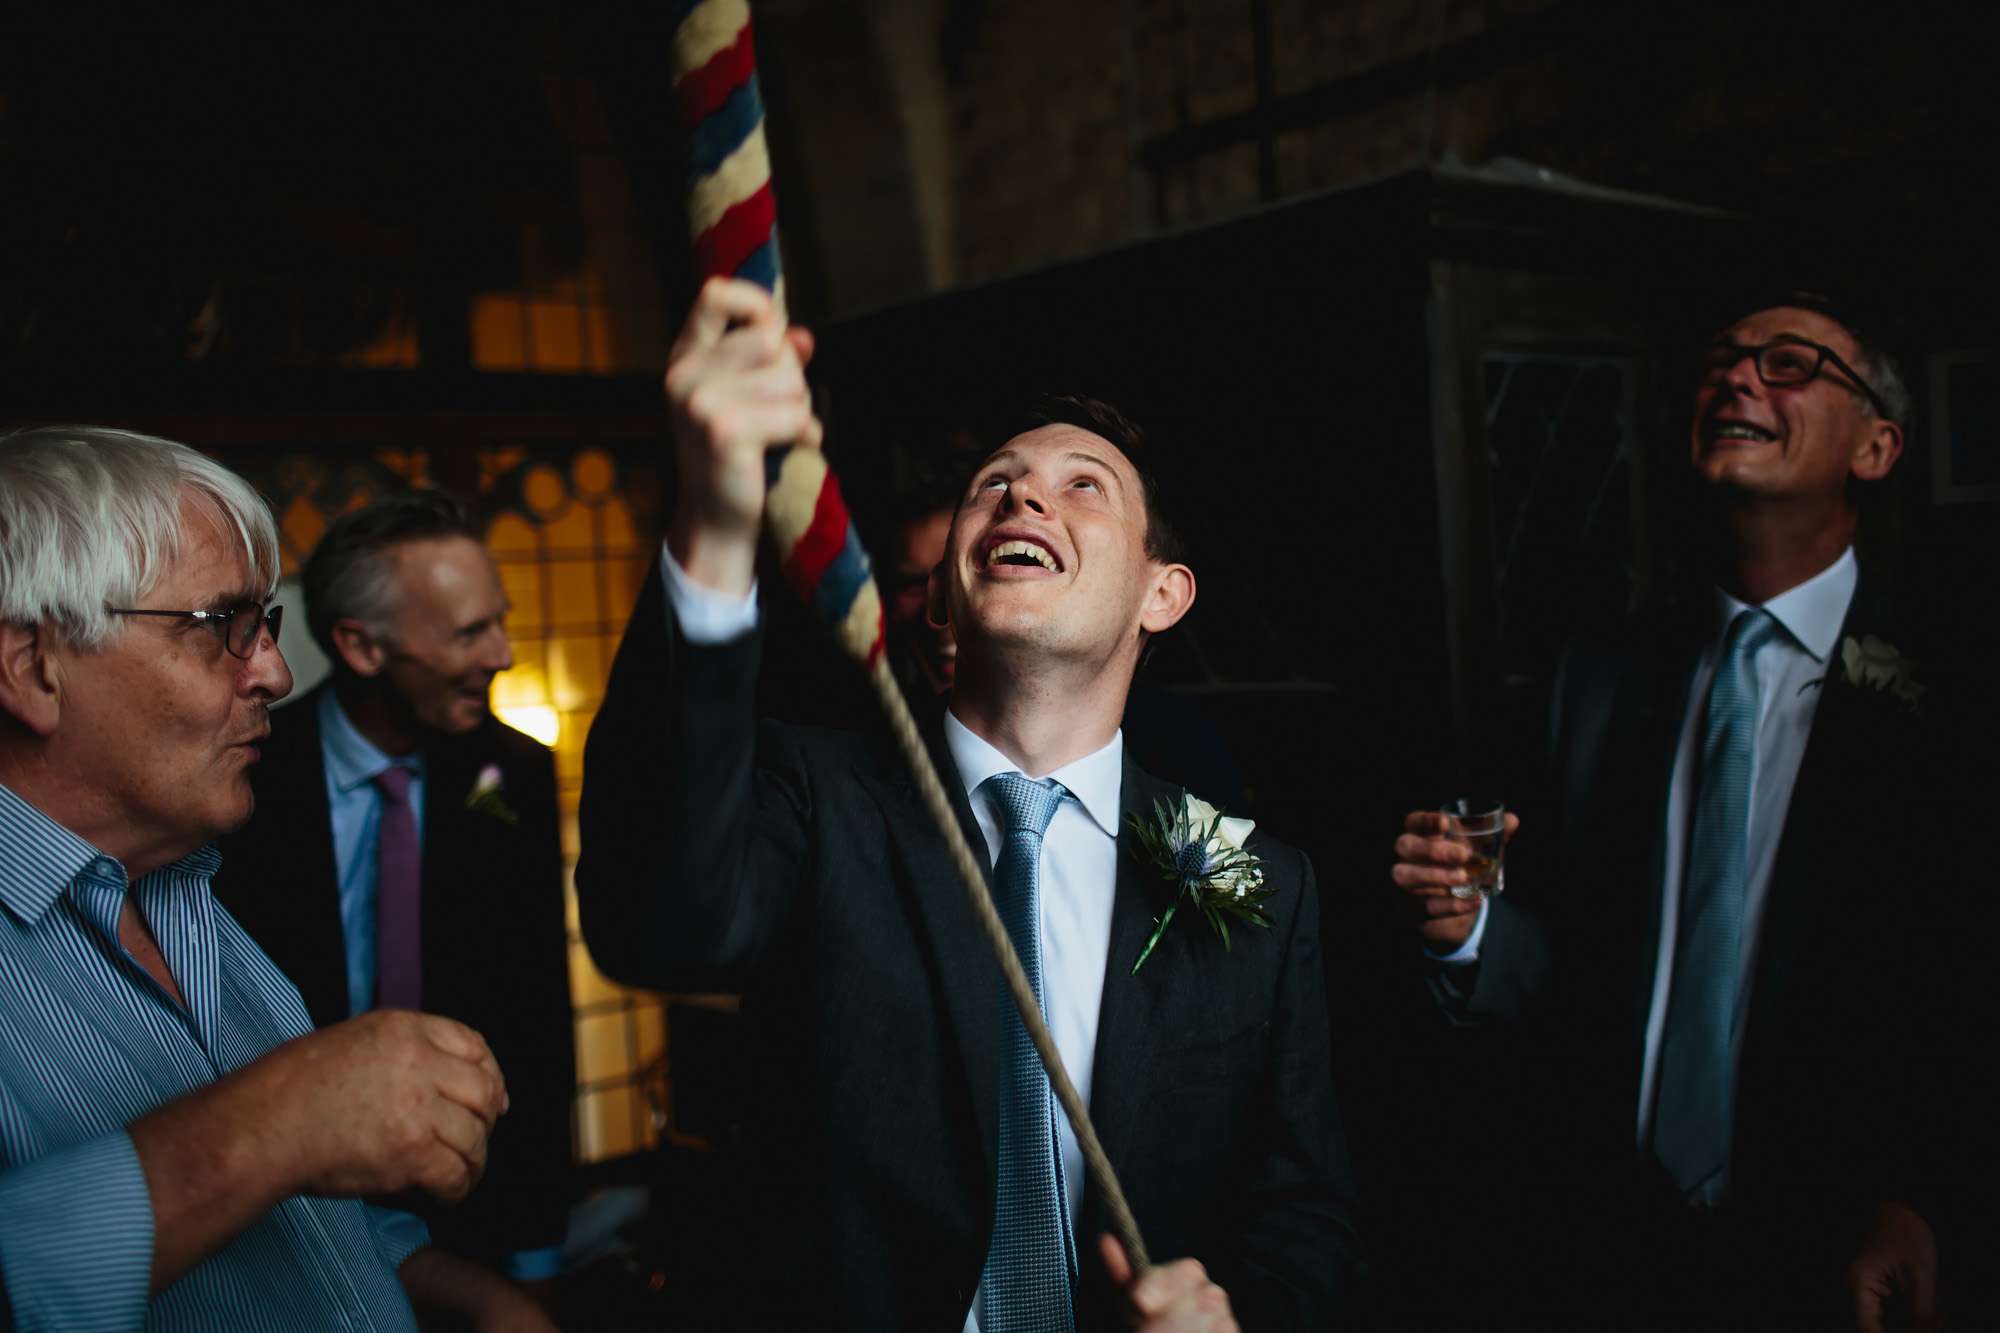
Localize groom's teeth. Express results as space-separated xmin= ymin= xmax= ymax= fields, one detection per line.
xmin=989 ymin=540 xmax=1057 ymax=571
xmin=1712 ymin=423 xmax=1775 ymax=441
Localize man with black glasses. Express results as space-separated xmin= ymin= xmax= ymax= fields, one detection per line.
xmin=0 ymin=426 xmax=521 ymax=1329
xmin=1388 ymin=296 xmax=1957 ymax=1328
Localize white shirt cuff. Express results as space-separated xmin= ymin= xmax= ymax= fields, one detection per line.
xmin=658 ymin=543 xmax=759 ymax=643
xmin=1424 ymin=895 xmax=1490 ymax=964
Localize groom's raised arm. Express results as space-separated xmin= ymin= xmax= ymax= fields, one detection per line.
xmin=576 ymin=278 xmax=823 ymax=989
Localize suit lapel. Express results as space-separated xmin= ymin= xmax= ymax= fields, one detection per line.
xmin=1077 ymin=757 xmax=1175 ymax=1236
xmin=1632 ymin=624 xmax=1702 ymax=1032
xmin=875 ymin=719 xmax=1002 ymax=1170
xmin=1750 ymin=564 xmax=1890 ymax=1013
xmin=263 ymin=692 xmax=350 ymax=1026
xmin=419 ymin=736 xmax=485 ymax=1009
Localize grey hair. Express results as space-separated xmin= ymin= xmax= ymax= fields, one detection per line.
xmin=1851 ymin=344 xmax=1912 ymax=431
xmin=0 ymin=425 xmax=282 ymax=650
xmin=301 ymin=489 xmax=478 ymax=660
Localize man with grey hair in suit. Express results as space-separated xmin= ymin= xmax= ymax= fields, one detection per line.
xmin=0 ymin=426 xmax=535 ymax=1330
xmin=1390 ymin=294 xmax=1955 ymax=1329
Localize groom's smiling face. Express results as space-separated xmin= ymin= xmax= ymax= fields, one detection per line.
xmin=938 ymin=424 xmax=1166 ymax=671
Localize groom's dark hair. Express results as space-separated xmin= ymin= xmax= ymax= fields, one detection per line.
xmin=998 ymin=394 xmax=1187 ymax=568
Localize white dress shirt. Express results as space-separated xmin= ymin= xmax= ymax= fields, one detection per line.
xmin=656 ymin=546 xmax=1121 ymax=1330
xmin=1636 ymin=546 xmax=1856 ymax=1160
xmin=1433 ymin=548 xmax=1858 ymax=1182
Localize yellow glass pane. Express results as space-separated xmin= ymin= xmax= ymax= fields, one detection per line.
xmin=576 ymin=1086 xmax=639 ymax=1162
xmin=633 ymin=1002 xmax=667 ymax=1071
xmin=480 ymin=446 xmax=530 ymax=493
xmin=598 ymin=496 xmax=641 ymax=552
xmin=585 ymin=303 xmax=617 ymax=374
xmin=470 ymin=294 xmax=528 ymax=371
xmin=528 ymin=300 xmax=586 ymax=372
xmin=603 ymin=556 xmax=649 ymax=621
xmin=542 ymin=500 xmax=595 ymax=551
xmin=486 ymin=512 xmax=539 ymax=557
xmin=372 ymin=448 xmax=428 ymax=487
xmin=521 ymin=464 xmax=568 ymax=521
xmin=555 ymin=721 xmax=588 ymax=784
xmin=568 ymin=939 xmax=624 ymax=1007
xmin=574 ymin=1010 xmax=633 ymax=1083
xmin=490 ymin=662 xmax=549 ymax=713
xmin=548 ymin=561 xmax=600 ymax=628
xmin=499 ymin=563 xmax=544 ymax=631
xmin=549 ymin=634 xmax=602 ymax=712
xmin=280 ymin=497 xmax=327 ymax=571
xmin=571 ymin=448 xmax=614 ymax=499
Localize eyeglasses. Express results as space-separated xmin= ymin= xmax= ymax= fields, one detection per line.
xmin=106 ymin=601 xmax=284 ymax=660
xmin=1703 ymin=335 xmax=1893 ymax=419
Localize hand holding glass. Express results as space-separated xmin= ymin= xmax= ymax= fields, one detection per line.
xmin=1439 ymin=799 xmax=1506 ymax=899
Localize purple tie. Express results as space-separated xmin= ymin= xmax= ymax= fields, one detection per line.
xmin=374 ymin=765 xmax=422 ymax=1010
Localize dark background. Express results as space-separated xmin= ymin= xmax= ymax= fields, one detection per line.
xmin=6 ymin=4 xmax=1996 ymax=1324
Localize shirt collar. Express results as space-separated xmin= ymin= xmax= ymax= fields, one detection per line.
xmin=0 ymin=781 xmax=108 ymax=924
xmin=319 ymin=689 xmax=422 ymax=794
xmin=942 ymin=709 xmax=1125 ymax=840
xmin=0 ymin=781 xmax=220 ymax=925
xmin=1712 ymin=544 xmax=1857 ymax=665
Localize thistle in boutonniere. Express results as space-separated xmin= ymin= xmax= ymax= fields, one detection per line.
xmin=1838 ymin=634 xmax=1924 ymax=708
xmin=1126 ymin=793 xmax=1275 ymax=974
xmin=465 ymin=763 xmax=519 ymax=824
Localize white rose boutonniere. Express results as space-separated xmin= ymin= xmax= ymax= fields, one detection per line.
xmin=1126 ymin=793 xmax=1275 ymax=974
xmin=465 ymin=763 xmax=520 ymax=824
xmin=1838 ymin=634 xmax=1924 ymax=708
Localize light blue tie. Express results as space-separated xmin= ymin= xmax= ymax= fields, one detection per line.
xmin=979 ymin=773 xmax=1076 ymax=1333
xmin=1654 ymin=608 xmax=1781 ymax=1197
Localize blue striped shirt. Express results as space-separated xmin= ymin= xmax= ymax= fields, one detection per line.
xmin=0 ymin=782 xmax=427 ymax=1331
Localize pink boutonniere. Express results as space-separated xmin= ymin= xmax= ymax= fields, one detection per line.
xmin=465 ymin=764 xmax=519 ymax=824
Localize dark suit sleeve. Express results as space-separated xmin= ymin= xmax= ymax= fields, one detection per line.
xmin=576 ymin=561 xmax=811 ymax=989
xmin=1423 ymin=895 xmax=1554 ymax=1025
xmin=1211 ymin=847 xmax=1358 ymax=1330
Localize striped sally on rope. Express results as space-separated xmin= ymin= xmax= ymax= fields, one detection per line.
xmin=667 ymin=0 xmax=1151 ymax=1274
xmin=670 ymin=0 xmax=884 ymax=665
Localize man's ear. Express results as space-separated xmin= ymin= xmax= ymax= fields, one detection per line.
xmin=330 ymin=618 xmax=390 ymax=678
xmin=1851 ymin=416 xmax=1905 ymax=484
xmin=1139 ymin=563 xmax=1196 ymax=636
xmin=925 ymin=563 xmax=951 ymax=630
xmin=0 ymin=621 xmax=64 ymax=738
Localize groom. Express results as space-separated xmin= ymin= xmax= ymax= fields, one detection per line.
xmin=576 ymin=278 xmax=1353 ymax=1331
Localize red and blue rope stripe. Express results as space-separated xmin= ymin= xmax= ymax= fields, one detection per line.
xmin=671 ymin=0 xmax=882 ymax=664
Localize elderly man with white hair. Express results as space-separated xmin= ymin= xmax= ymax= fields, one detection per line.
xmin=0 ymin=426 xmax=539 ymax=1331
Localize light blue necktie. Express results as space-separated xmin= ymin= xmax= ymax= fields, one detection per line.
xmin=979 ymin=773 xmax=1076 ymax=1333
xmin=1654 ymin=608 xmax=1781 ymax=1197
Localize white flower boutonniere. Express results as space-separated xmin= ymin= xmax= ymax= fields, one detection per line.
xmin=465 ymin=763 xmax=520 ymax=824
xmin=1126 ymin=793 xmax=1275 ymax=974
xmin=1839 ymin=634 xmax=1924 ymax=708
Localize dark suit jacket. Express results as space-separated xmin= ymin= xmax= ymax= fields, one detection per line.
xmin=1438 ymin=563 xmax=1957 ymax=1311
xmin=576 ymin=567 xmax=1354 ymax=1331
xmin=214 ymin=686 xmax=575 ymax=1265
